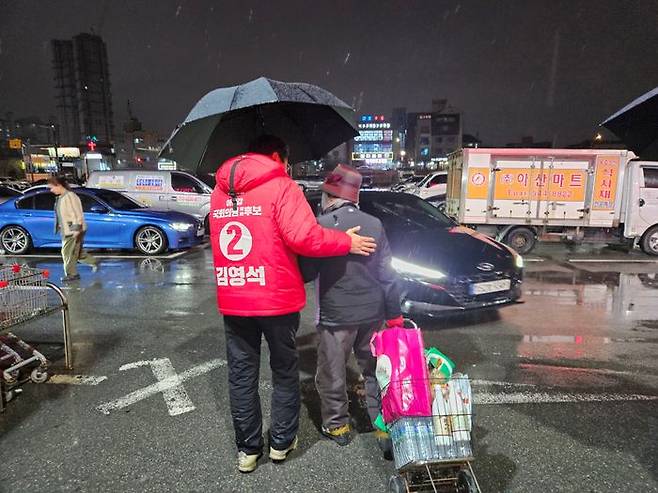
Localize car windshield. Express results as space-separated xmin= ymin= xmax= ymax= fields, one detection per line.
xmin=417 ymin=174 xmax=433 ymax=187
xmin=92 ymin=189 xmax=145 ymax=210
xmin=360 ymin=194 xmax=454 ymax=232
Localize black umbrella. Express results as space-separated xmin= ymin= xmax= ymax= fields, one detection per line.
xmin=159 ymin=77 xmax=358 ymax=174
xmin=601 ymin=86 xmax=658 ymax=159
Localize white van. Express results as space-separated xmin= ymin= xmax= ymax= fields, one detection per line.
xmin=87 ymin=170 xmax=212 ymax=227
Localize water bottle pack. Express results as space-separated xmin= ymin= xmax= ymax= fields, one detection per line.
xmin=390 ymin=375 xmax=473 ymax=469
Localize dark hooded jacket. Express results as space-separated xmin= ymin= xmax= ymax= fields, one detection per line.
xmin=300 ymin=202 xmax=402 ymax=327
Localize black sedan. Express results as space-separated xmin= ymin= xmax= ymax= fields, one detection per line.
xmin=307 ymin=191 xmax=523 ymax=316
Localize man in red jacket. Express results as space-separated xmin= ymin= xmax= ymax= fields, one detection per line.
xmin=210 ymin=135 xmax=376 ymax=473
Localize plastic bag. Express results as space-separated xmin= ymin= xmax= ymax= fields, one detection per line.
xmin=370 ymin=326 xmax=432 ymax=423
xmin=425 ymin=347 xmax=455 ymax=379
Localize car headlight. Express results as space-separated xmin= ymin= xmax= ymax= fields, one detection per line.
xmin=514 ymin=253 xmax=524 ymax=269
xmin=170 ymin=222 xmax=194 ymax=231
xmin=501 ymin=243 xmax=524 ymax=269
xmin=391 ymin=257 xmax=445 ymax=280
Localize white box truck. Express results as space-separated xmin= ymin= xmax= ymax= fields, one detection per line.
xmin=445 ymin=148 xmax=658 ymax=255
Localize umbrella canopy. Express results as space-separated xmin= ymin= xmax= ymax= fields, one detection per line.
xmin=601 ymin=86 xmax=658 ymax=159
xmin=159 ymin=77 xmax=358 ymax=174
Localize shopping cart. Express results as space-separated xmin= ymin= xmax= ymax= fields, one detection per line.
xmin=386 ymin=375 xmax=481 ymax=493
xmin=0 ymin=264 xmax=72 ymax=411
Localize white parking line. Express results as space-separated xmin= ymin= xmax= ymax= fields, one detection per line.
xmin=4 ymin=250 xmax=190 ymax=260
xmin=2 ymin=243 xmax=208 ymax=260
xmin=567 ymin=258 xmax=658 ymax=263
xmin=120 ymin=358 xmax=195 ymax=416
xmin=97 ymin=358 xmax=226 ymax=416
xmin=476 ymin=391 xmax=658 ymax=405
xmin=47 ymin=374 xmax=107 ymax=385
xmin=471 ymin=379 xmax=537 ymax=388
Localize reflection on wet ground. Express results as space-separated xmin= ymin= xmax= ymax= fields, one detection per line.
xmin=1 ymin=246 xmax=657 ymax=491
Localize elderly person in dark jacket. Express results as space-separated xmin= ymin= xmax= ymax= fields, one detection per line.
xmin=301 ymin=164 xmax=402 ymax=447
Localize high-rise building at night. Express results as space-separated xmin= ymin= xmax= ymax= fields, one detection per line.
xmin=399 ymin=100 xmax=463 ymax=163
xmin=51 ymin=33 xmax=115 ymax=146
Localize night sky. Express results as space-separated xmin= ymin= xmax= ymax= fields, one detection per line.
xmin=2 ymin=0 xmax=658 ymax=146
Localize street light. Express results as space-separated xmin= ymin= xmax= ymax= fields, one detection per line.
xmin=594 ymin=133 xmax=603 ymax=142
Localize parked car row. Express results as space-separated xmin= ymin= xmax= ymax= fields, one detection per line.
xmin=0 ymin=185 xmax=22 ymax=205
xmin=0 ymin=171 xmax=208 ymax=256
xmin=0 ymin=177 xmax=31 ymax=191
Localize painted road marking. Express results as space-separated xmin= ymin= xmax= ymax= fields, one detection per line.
xmin=2 ymin=243 xmax=208 ymax=260
xmin=477 ymin=391 xmax=658 ymax=405
xmin=3 ymin=250 xmax=188 ymax=260
xmin=518 ymin=362 xmax=637 ymax=377
xmin=568 ymin=258 xmax=658 ymax=263
xmin=47 ymin=374 xmax=107 ymax=385
xmin=471 ymin=379 xmax=536 ymax=388
xmin=97 ymin=358 xmax=226 ymax=416
xmin=119 ymin=358 xmax=195 ymax=416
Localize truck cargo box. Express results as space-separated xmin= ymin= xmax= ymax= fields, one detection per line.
xmin=446 ymin=148 xmax=635 ymax=228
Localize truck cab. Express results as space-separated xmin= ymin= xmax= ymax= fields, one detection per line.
xmin=624 ymin=161 xmax=658 ymax=254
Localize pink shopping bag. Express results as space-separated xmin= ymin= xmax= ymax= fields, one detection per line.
xmin=370 ymin=326 xmax=432 ymax=423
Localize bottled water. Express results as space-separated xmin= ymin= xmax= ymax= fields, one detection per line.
xmin=414 ymin=418 xmax=434 ymax=460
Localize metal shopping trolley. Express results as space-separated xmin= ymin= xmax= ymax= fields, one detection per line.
xmin=0 ymin=264 xmax=72 ymax=411
xmin=386 ymin=375 xmax=481 ymax=493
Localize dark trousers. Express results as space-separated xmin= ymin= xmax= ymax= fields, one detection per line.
xmin=224 ymin=313 xmax=300 ymax=455
xmin=315 ymin=323 xmax=382 ymax=430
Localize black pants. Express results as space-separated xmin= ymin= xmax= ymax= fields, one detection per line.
xmin=224 ymin=312 xmax=300 ymax=455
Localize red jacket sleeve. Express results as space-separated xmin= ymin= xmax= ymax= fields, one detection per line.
xmin=273 ymin=179 xmax=351 ymax=257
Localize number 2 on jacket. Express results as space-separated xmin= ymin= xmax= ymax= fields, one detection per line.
xmin=227 ymin=225 xmax=243 ymax=255
xmin=219 ymin=221 xmax=253 ymax=261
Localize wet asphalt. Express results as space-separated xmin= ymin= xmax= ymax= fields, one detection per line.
xmin=0 ymin=244 xmax=656 ymax=492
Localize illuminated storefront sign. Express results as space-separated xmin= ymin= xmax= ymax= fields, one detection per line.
xmin=354 ymin=114 xmax=394 ymax=165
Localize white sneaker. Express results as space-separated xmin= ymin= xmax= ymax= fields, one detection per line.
xmin=237 ymin=451 xmax=260 ymax=473
xmin=269 ymin=436 xmax=298 ymax=462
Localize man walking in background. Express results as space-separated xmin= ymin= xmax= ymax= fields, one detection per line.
xmin=48 ymin=176 xmax=98 ymax=282
xmin=210 ymin=135 xmax=377 ymax=473
xmin=300 ymin=164 xmax=402 ymax=447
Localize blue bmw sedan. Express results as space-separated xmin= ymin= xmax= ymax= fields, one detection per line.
xmin=0 ymin=188 xmax=204 ymax=255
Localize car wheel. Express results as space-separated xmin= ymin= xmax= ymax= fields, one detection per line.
xmin=505 ymin=227 xmax=536 ymax=255
xmin=640 ymin=225 xmax=658 ymax=256
xmin=134 ymin=226 xmax=167 ymax=255
xmin=388 ymin=475 xmax=406 ymax=493
xmin=456 ymin=469 xmax=479 ymax=493
xmin=0 ymin=226 xmax=32 ymax=255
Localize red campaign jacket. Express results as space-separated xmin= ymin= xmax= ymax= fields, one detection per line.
xmin=210 ymin=153 xmax=351 ymax=317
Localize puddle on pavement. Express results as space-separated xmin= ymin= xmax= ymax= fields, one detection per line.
xmin=523 ymin=271 xmax=657 ymax=322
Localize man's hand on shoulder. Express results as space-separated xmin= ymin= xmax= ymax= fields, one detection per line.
xmin=346 ymin=226 xmax=376 ymax=256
